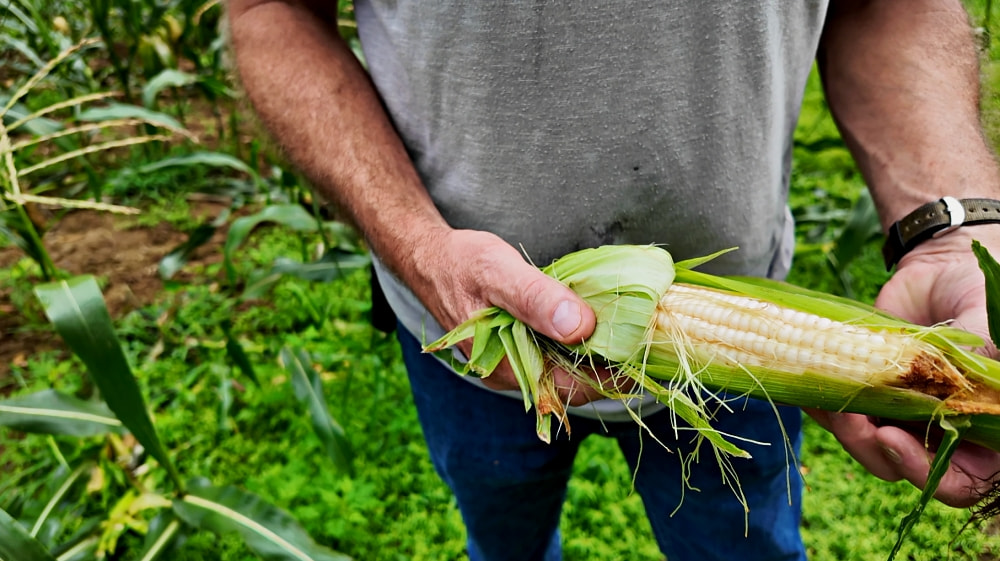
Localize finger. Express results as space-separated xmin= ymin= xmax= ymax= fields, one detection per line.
xmin=481 ymin=252 xmax=596 ymax=345
xmin=472 ymin=351 xmax=522 ymax=393
xmin=461 ymin=319 xmax=612 ymax=405
xmin=877 ymin=427 xmax=994 ymax=508
xmin=553 ymin=365 xmax=635 ymax=407
xmin=807 ymin=410 xmax=905 ymax=482
xmin=477 ymin=359 xmax=614 ymax=407
xmin=950 ymin=307 xmax=999 ymax=359
xmin=553 ymin=368 xmax=604 ymax=406
xmin=479 ymin=369 xmax=520 ymax=392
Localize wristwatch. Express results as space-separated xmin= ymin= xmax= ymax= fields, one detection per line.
xmin=881 ymin=197 xmax=1000 ymax=270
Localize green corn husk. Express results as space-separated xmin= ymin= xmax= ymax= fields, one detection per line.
xmin=425 ymin=244 xmax=1000 ymax=454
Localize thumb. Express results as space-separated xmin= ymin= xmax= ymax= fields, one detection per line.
xmin=487 ymin=262 xmax=596 ymax=345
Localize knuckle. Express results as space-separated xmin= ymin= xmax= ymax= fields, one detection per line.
xmin=519 ymin=275 xmax=553 ymax=315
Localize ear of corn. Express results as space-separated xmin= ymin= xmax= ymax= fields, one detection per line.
xmin=664 ymin=265 xmax=1000 ymax=438
xmin=424 ymin=245 xmax=1000 ymax=453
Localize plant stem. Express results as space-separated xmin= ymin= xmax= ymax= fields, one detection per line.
xmin=138 ymin=519 xmax=182 ymax=561
xmin=13 ymin=203 xmax=57 ymax=281
xmin=46 ymin=437 xmax=69 ymax=470
xmin=89 ymin=0 xmax=133 ymax=102
xmin=57 ymin=536 xmax=99 ymax=561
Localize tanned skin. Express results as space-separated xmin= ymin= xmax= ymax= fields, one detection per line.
xmin=815 ymin=0 xmax=1000 ymax=508
xmin=228 ymin=0 xmax=1000 ymax=507
xmin=226 ymin=0 xmax=609 ymax=404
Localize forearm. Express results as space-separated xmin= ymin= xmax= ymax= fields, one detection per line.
xmin=818 ymin=0 xmax=1000 ymax=229
xmin=227 ymin=0 xmax=450 ymax=279
xmin=227 ymin=0 xmax=598 ymax=384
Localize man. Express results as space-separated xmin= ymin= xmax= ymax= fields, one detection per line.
xmin=228 ymin=1 xmax=1000 ymax=559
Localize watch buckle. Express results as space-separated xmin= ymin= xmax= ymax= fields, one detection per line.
xmin=932 ymin=196 xmax=966 ymax=238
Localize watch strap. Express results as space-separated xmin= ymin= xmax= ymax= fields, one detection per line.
xmin=882 ymin=197 xmax=1000 ymax=270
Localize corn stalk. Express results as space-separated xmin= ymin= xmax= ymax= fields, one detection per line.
xmin=0 ymin=39 xmax=191 ymax=280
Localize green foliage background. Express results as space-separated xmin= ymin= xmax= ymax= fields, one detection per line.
xmin=3 ymin=1 xmax=1000 ymax=560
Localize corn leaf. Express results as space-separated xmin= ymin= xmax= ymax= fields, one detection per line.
xmin=467 ymin=315 xmax=508 ymax=377
xmin=545 ymin=245 xmax=674 ymax=362
xmin=426 ymin=307 xmax=549 ymax=435
xmin=3 ymin=2 xmax=36 ymax=33
xmin=888 ymin=416 xmax=970 ymax=561
xmin=217 ymin=363 xmax=234 ymax=433
xmin=7 ymin=92 xmax=117 ymax=133
xmin=55 ymin=537 xmax=99 ymax=561
xmin=48 ymin=519 xmax=101 ymax=561
xmin=0 ymin=209 xmax=51 ymax=273
xmin=240 ymin=248 xmax=371 ymax=300
xmin=17 ymin=135 xmax=172 ymax=178
xmin=222 ymin=320 xmax=260 ymax=388
xmin=138 ymin=513 xmax=183 ymax=561
xmin=271 ymin=250 xmax=372 ymax=282
xmin=280 ymin=347 xmax=354 ymax=476
xmin=673 ymin=247 xmax=736 ymax=270
xmin=0 ymin=98 xmax=64 ymax=138
xmin=159 ymin=221 xmax=219 ymax=280
xmin=497 ymin=323 xmax=536 ymax=413
xmin=224 ymin=204 xmax=320 ymax=285
xmin=172 ymin=479 xmax=352 ymax=561
xmin=77 ymin=103 xmax=183 ymax=131
xmin=972 ymin=239 xmax=1000 ymax=350
xmin=0 ymin=506 xmax=57 ymax=561
xmin=142 ymin=69 xmax=200 ymax=108
xmin=0 ymin=389 xmax=123 ymax=437
xmin=30 ymin=463 xmax=90 ymax=538
xmin=33 ymin=276 xmax=183 ymax=491
xmin=241 ymin=251 xmax=370 ymax=300
xmin=3 ymin=36 xmax=46 ymax=69
xmin=830 ymin=190 xmax=881 ymax=272
xmin=137 ymin=151 xmax=257 ymax=178
xmin=424 ymin=307 xmax=505 ymax=356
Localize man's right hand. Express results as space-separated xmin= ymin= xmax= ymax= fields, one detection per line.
xmin=413 ymin=228 xmax=614 ymax=405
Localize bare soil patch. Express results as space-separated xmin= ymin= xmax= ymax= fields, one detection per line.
xmin=0 ymin=200 xmax=231 ymax=386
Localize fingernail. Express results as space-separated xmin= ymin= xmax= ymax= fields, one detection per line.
xmin=552 ymin=300 xmax=583 ymax=338
xmin=881 ymin=444 xmax=902 ymax=464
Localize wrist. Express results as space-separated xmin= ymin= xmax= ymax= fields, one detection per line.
xmin=383 ymin=221 xmax=454 ymax=284
xmin=882 ymin=197 xmax=1000 ymax=270
xmin=897 ymin=223 xmax=1000 ymax=268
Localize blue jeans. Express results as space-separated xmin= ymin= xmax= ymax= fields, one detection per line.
xmin=397 ymin=327 xmax=805 ymax=561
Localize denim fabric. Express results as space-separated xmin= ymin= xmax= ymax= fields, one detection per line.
xmin=397 ymin=327 xmax=806 ymax=561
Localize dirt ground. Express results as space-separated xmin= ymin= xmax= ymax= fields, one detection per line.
xmin=0 ymin=200 xmax=231 ymax=385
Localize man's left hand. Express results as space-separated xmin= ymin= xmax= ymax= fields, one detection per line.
xmin=811 ymin=228 xmax=1000 ymax=508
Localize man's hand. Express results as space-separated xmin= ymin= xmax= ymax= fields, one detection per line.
xmin=808 ymin=411 xmax=998 ymax=508
xmin=810 ymin=229 xmax=1000 ymax=507
xmin=228 ymin=1 xmax=615 ymax=407
xmin=413 ymin=228 xmax=624 ymax=406
xmin=818 ymin=0 xmax=1000 ymax=506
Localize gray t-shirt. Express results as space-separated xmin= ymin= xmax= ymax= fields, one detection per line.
xmin=355 ymin=1 xmax=828 ymax=420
